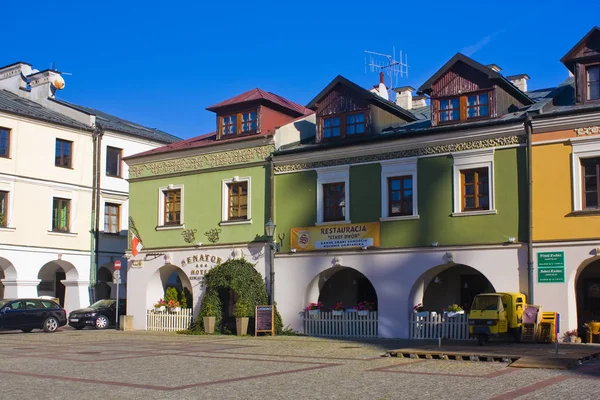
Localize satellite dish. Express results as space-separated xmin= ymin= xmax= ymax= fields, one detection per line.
xmin=52 ymin=75 xmax=65 ymax=90
xmin=378 ymin=82 xmax=389 ymax=100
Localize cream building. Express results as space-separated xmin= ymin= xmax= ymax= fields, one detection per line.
xmin=0 ymin=61 xmax=179 ymax=313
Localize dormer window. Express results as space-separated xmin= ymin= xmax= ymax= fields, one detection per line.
xmin=587 ymin=65 xmax=600 ymax=101
xmin=437 ymin=91 xmax=489 ymax=124
xmin=322 ymin=112 xmax=366 ymax=139
xmin=220 ymin=111 xmax=257 ymax=136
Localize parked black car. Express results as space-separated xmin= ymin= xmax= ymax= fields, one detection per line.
xmin=68 ymin=299 xmax=126 ymax=330
xmin=0 ymin=298 xmax=67 ymax=333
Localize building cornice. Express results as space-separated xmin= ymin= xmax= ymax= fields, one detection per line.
xmin=128 ymin=144 xmax=275 ymax=179
xmin=273 ymin=122 xmax=524 ymax=171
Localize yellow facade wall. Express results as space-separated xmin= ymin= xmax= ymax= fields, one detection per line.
xmin=533 ymin=141 xmax=600 ymax=241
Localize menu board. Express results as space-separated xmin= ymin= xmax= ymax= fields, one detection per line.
xmin=255 ymin=305 xmax=274 ymax=336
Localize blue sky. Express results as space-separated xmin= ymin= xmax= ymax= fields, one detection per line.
xmin=2 ymin=1 xmax=598 ymax=139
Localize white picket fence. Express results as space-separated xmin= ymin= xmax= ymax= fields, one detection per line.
xmin=409 ymin=312 xmax=471 ymax=340
xmin=146 ymin=308 xmax=193 ymax=331
xmin=303 ymin=311 xmax=378 ymax=338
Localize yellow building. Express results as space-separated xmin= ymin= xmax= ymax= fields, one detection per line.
xmin=532 ymin=26 xmax=600 ymax=336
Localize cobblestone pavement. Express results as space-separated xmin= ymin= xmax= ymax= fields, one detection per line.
xmin=1 ymin=329 xmax=600 ymax=400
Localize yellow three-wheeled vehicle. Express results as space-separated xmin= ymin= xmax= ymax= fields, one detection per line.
xmin=468 ymin=292 xmax=525 ymax=346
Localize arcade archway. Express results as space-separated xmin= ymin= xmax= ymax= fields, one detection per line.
xmin=411 ymin=263 xmax=495 ymax=313
xmin=146 ymin=264 xmax=192 ymax=310
xmin=307 ymin=266 xmax=378 ymax=311
xmin=37 ymin=260 xmax=78 ymax=307
xmin=576 ymin=258 xmax=600 ymax=333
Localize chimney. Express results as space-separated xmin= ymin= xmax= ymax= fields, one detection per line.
xmin=379 ymin=71 xmax=385 ymax=85
xmin=411 ymin=95 xmax=427 ymax=109
xmin=486 ymin=64 xmax=502 ymax=73
xmin=393 ymin=86 xmax=415 ymax=110
xmin=506 ymin=74 xmax=530 ymax=92
xmin=28 ymin=70 xmax=65 ymax=102
xmin=0 ymin=62 xmax=32 ymax=93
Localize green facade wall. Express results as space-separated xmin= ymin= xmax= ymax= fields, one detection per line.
xmin=129 ymin=165 xmax=270 ymax=249
xmin=274 ymin=147 xmax=525 ymax=252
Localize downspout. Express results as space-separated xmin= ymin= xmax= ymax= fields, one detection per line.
xmin=268 ymin=155 xmax=275 ymax=305
xmin=524 ymin=113 xmax=534 ymax=304
xmin=89 ymin=125 xmax=103 ymax=304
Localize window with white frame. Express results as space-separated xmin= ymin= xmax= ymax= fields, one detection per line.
xmin=380 ymin=158 xmax=418 ymax=220
xmin=571 ymin=135 xmax=600 ymax=211
xmin=221 ymin=177 xmax=251 ymax=224
xmin=157 ymin=184 xmax=184 ymax=229
xmin=104 ymin=202 xmax=121 ymax=233
xmin=452 ymin=148 xmax=495 ymax=215
xmin=317 ymin=166 xmax=350 ymax=224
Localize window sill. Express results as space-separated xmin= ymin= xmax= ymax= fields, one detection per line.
xmin=315 ymin=220 xmax=351 ymax=226
xmin=55 ymin=165 xmax=73 ymax=170
xmin=380 ymin=215 xmax=420 ymax=222
xmin=0 ymin=226 xmax=16 ymax=232
xmin=48 ymin=230 xmax=77 ymax=237
xmin=219 ymin=219 xmax=252 ymax=226
xmin=101 ymin=232 xmax=127 ymax=237
xmin=106 ymin=174 xmax=123 ymax=179
xmin=155 ymin=224 xmax=185 ymax=231
xmin=452 ymin=209 xmax=497 ymax=217
xmin=568 ymin=209 xmax=600 ymax=217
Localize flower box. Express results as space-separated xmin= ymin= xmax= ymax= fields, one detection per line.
xmin=154 ymin=306 xmax=165 ymax=312
xmin=416 ymin=311 xmax=429 ymax=317
xmin=169 ymin=307 xmax=181 ymax=313
xmin=358 ymin=310 xmax=369 ymax=316
xmin=308 ymin=309 xmax=320 ymax=317
xmin=332 ymin=310 xmax=344 ymax=316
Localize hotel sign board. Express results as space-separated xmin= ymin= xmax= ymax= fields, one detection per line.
xmin=537 ymin=251 xmax=565 ymax=283
xmin=290 ymin=222 xmax=380 ymax=251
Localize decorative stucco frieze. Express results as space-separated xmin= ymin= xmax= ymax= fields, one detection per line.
xmin=575 ymin=126 xmax=600 ymax=136
xmin=274 ymin=135 xmax=526 ymax=173
xmin=129 ymin=145 xmax=275 ymax=178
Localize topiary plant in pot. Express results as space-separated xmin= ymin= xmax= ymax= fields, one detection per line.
xmin=201 ymin=291 xmax=219 ymax=334
xmin=233 ymin=299 xmax=252 ymax=336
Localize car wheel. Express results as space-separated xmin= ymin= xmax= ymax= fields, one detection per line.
xmin=21 ymin=328 xmax=33 ymax=333
xmin=43 ymin=317 xmax=59 ymax=333
xmin=95 ymin=315 xmax=109 ymax=329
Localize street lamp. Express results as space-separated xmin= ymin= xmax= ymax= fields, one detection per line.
xmin=265 ymin=219 xmax=276 ymax=305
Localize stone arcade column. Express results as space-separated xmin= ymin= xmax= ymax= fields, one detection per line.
xmin=61 ymin=280 xmax=90 ymax=314
xmin=0 ymin=279 xmax=41 ymax=298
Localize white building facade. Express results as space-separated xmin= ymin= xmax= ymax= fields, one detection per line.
xmin=0 ymin=62 xmax=179 ymax=313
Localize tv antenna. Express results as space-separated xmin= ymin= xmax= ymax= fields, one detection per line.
xmin=50 ymin=62 xmax=72 ymax=76
xmin=364 ymin=46 xmax=408 ymax=98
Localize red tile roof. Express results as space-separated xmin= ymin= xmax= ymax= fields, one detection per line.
xmin=127 ymin=88 xmax=313 ymax=159
xmin=206 ymin=88 xmax=312 ymax=116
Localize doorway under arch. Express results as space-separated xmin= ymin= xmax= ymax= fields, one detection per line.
xmin=96 ymin=266 xmax=113 ymax=300
xmin=308 ymin=266 xmax=378 ymax=311
xmin=37 ymin=260 xmax=78 ymax=307
xmin=575 ymin=258 xmax=600 ymax=334
xmin=0 ymin=256 xmax=17 ymax=299
xmin=412 ymin=264 xmax=495 ymax=313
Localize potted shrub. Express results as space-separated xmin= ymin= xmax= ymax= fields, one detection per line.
xmin=167 ymin=299 xmax=180 ymax=313
xmin=304 ymin=302 xmax=323 ymax=317
xmin=178 ymin=289 xmax=188 ymax=309
xmin=233 ymin=299 xmax=251 ymax=336
xmin=355 ymin=301 xmax=374 ymax=316
xmin=413 ymin=303 xmax=428 ymax=317
xmin=445 ymin=304 xmax=464 ymax=318
xmin=201 ymin=292 xmax=219 ymax=334
xmin=154 ymin=299 xmax=166 ymax=312
xmin=331 ymin=302 xmax=344 ymax=316
xmin=564 ymin=329 xmax=579 ymax=343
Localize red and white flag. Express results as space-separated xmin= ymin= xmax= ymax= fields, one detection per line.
xmin=131 ymin=234 xmax=143 ymax=257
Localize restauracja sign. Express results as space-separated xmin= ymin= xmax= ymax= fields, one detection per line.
xmin=291 ymin=222 xmax=380 ymax=251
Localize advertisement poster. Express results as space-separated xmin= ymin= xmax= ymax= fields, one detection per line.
xmin=290 ymin=222 xmax=380 ymax=251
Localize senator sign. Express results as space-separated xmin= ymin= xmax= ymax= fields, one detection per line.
xmin=290 ymin=222 xmax=380 ymax=251
xmin=537 ymin=251 xmax=565 ymax=283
